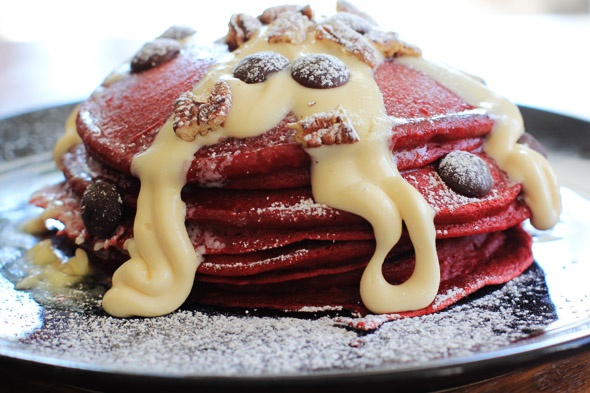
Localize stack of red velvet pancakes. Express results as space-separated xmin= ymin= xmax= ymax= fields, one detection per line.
xmin=31 ymin=2 xmax=559 ymax=326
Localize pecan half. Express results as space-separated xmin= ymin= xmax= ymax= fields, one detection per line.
xmin=315 ymin=20 xmax=379 ymax=68
xmin=258 ymin=4 xmax=313 ymax=24
xmin=267 ymin=11 xmax=312 ymax=45
xmin=324 ymin=12 xmax=375 ymax=35
xmin=173 ymin=81 xmax=232 ymax=142
xmin=289 ymin=106 xmax=360 ymax=148
xmin=226 ymin=13 xmax=262 ymax=51
xmin=365 ymin=29 xmax=421 ymax=58
xmin=395 ymin=41 xmax=422 ymax=58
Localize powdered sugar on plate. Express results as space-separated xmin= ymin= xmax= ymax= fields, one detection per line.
xmin=3 ymin=263 xmax=556 ymax=377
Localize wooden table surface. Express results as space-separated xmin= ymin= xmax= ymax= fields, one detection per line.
xmin=0 ymin=349 xmax=589 ymax=392
xmin=0 ymin=3 xmax=588 ymax=392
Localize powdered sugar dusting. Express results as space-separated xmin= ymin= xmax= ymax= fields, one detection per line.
xmin=297 ymin=305 xmax=344 ymax=313
xmin=405 ymin=170 xmax=500 ymax=214
xmin=255 ymin=197 xmax=333 ymax=218
xmin=191 ymin=153 xmax=234 ymax=186
xmin=200 ymin=248 xmax=309 ymax=271
xmin=4 ymin=265 xmax=557 ymax=377
xmin=431 ymin=286 xmax=468 ymax=310
xmin=187 ymin=223 xmax=226 ymax=252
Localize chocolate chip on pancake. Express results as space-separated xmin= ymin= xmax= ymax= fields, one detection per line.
xmin=233 ymin=51 xmax=289 ymax=84
xmin=291 ymin=54 xmax=350 ymax=89
xmin=158 ymin=25 xmax=196 ymax=40
xmin=438 ymin=151 xmax=494 ymax=198
xmin=81 ymin=180 xmax=123 ymax=238
xmin=130 ymin=38 xmax=181 ymax=73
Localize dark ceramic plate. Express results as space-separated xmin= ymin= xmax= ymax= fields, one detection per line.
xmin=0 ymin=104 xmax=589 ymax=393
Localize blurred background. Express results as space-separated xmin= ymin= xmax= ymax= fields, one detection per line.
xmin=0 ymin=0 xmax=588 ymax=120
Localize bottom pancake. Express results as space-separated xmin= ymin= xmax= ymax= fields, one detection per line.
xmin=188 ymin=225 xmax=533 ymax=330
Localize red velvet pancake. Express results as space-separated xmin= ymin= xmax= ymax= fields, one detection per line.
xmin=30 ymin=3 xmax=548 ymax=329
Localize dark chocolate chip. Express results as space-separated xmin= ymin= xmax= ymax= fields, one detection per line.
xmin=81 ymin=180 xmax=123 ymax=238
xmin=438 ymin=151 xmax=494 ymax=198
xmin=130 ymin=38 xmax=181 ymax=73
xmin=158 ymin=25 xmax=196 ymax=40
xmin=517 ymin=132 xmax=548 ymax=157
xmin=291 ymin=54 xmax=350 ymax=89
xmin=233 ymin=51 xmax=289 ymax=83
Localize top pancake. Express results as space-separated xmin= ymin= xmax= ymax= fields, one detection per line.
xmin=76 ymin=44 xmax=494 ymax=188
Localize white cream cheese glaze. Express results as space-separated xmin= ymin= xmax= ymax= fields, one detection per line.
xmin=17 ymin=239 xmax=91 ymax=290
xmin=53 ymin=105 xmax=81 ymax=168
xmin=102 ymin=119 xmax=208 ymax=316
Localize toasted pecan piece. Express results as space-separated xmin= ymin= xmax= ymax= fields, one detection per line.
xmin=173 ymin=81 xmax=232 ymax=142
xmin=315 ymin=20 xmax=379 ymax=68
xmin=365 ymin=29 xmax=421 ymax=58
xmin=324 ymin=12 xmax=376 ymax=34
xmin=258 ymin=4 xmax=313 ymax=24
xmin=267 ymin=11 xmax=313 ymax=45
xmin=226 ymin=13 xmax=262 ymax=51
xmin=395 ymin=41 xmax=422 ymax=57
xmin=290 ymin=106 xmax=360 ymax=148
